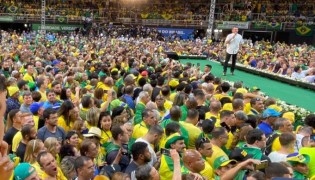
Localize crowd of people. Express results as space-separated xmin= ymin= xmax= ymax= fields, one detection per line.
xmin=0 ymin=27 xmax=314 ymax=180
xmin=1 ymin=0 xmax=314 ymax=24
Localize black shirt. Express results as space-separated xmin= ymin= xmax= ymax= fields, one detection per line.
xmin=106 ymin=150 xmax=131 ymax=172
xmin=3 ymin=127 xmax=19 ymax=153
xmin=124 ymin=161 xmax=138 ymax=175
xmin=16 ymin=142 xmax=27 ymax=162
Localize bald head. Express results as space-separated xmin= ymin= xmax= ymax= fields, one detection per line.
xmin=183 ymin=149 xmax=205 ymax=173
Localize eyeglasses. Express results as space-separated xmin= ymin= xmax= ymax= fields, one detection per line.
xmin=197 ymin=137 xmax=209 ymax=149
xmin=254 ymin=98 xmax=261 ymax=101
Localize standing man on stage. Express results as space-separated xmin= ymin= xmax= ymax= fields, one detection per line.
xmin=223 ymin=27 xmax=243 ymax=76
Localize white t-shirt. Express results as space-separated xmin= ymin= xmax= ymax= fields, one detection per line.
xmin=268 ymin=151 xmax=289 ymax=162
xmin=135 ymin=137 xmax=157 ymax=167
xmin=225 ymin=33 xmax=243 ymax=54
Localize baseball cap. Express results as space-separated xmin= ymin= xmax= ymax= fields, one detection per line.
xmin=262 ymin=108 xmax=281 ymax=118
xmin=14 ymin=163 xmax=36 ymax=180
xmin=141 ymin=70 xmax=148 ymax=77
xmin=213 ymin=156 xmax=237 ymax=170
xmin=29 ymin=102 xmax=44 ymax=114
xmin=169 ymin=79 xmax=179 ymax=88
xmin=52 ymin=60 xmax=61 ymax=66
xmin=165 ymin=133 xmax=184 ymax=149
xmin=83 ymin=127 xmax=103 ymax=139
xmin=287 ymin=153 xmax=310 ymax=164
xmin=249 ymin=86 xmax=260 ymax=92
xmin=282 ymin=112 xmax=295 ymax=123
xmin=229 ymin=148 xmax=253 ymax=162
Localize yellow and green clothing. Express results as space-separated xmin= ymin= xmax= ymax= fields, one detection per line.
xmin=293 ymin=171 xmax=307 ymax=179
xmin=179 ymin=105 xmax=188 ymax=121
xmin=57 ymin=115 xmax=73 ymax=133
xmin=207 ymin=144 xmax=228 ymax=168
xmin=79 ymin=107 xmax=89 ymax=121
xmin=37 ymin=89 xmax=47 ymax=102
xmin=164 ymin=100 xmax=173 ymax=110
xmin=299 ymin=147 xmax=315 ymax=178
xmin=12 ymin=131 xmax=22 ymax=153
xmin=134 ymin=102 xmax=146 ymax=125
xmin=159 ymin=154 xmax=189 ymax=180
xmin=132 ymin=121 xmax=149 ymax=141
xmin=33 ymin=115 xmax=39 ymax=130
xmin=179 ymin=121 xmax=202 ymax=149
xmin=160 ymin=119 xmax=189 ymax=147
xmin=100 ymin=130 xmax=112 ymax=145
xmin=200 ymin=160 xmax=214 ymax=180
xmin=241 ymin=145 xmax=263 ymax=160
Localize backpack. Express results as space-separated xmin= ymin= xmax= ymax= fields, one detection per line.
xmin=264 ymin=132 xmax=280 ymax=156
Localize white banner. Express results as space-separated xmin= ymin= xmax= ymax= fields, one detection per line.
xmin=217 ymin=21 xmax=249 ymax=29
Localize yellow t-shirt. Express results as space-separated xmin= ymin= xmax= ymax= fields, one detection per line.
xmin=132 ymin=121 xmax=149 ymax=140
xmin=57 ymin=115 xmax=73 ymax=133
xmin=100 ymin=130 xmax=112 ymax=145
xmin=200 ymin=160 xmax=214 ymax=180
xmin=12 ymin=131 xmax=22 ymax=152
xmin=41 ymin=167 xmax=67 ymax=180
xmin=33 ymin=115 xmax=39 ymax=130
xmin=23 ymin=73 xmax=35 ymax=83
xmin=164 ymin=100 xmax=173 ymax=110
xmin=179 ymin=121 xmax=202 ymax=149
xmin=37 ymin=90 xmax=47 ymax=102
xmin=207 ymin=144 xmax=228 ymax=168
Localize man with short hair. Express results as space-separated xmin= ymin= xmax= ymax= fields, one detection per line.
xmin=180 ymin=109 xmax=202 ymax=149
xmin=136 ymin=125 xmax=164 ymax=167
xmin=269 ymin=118 xmax=294 ymax=152
xmin=51 ymin=81 xmax=62 ymax=100
xmin=248 ymin=97 xmax=264 ymax=116
xmin=265 ymin=162 xmax=291 ymax=179
xmin=37 ymin=107 xmax=66 ymax=142
xmin=223 ymin=27 xmax=243 ymax=76
xmin=135 ymin=164 xmax=160 ymax=180
xmin=241 ymin=129 xmax=270 ymax=162
xmin=20 ymin=91 xmax=33 ymax=113
xmin=219 ymin=110 xmax=236 ymax=150
xmin=16 ymin=124 xmax=37 ymax=162
xmin=106 ymin=124 xmax=131 ymax=172
xmin=43 ymin=90 xmax=62 ymax=110
xmin=125 ymin=142 xmax=151 ymax=176
xmin=37 ymin=151 xmax=66 ymax=179
xmin=134 ymin=91 xmax=150 ymax=125
xmin=12 ymin=112 xmax=35 ymax=153
xmin=257 ymin=108 xmax=281 ymax=137
xmin=132 ymin=109 xmax=158 ymax=142
xmin=159 ymin=132 xmax=186 ymax=180
xmin=209 ymin=127 xmax=229 ymax=167
xmin=74 ymin=156 xmax=96 ymax=180
xmin=195 ymin=137 xmax=214 ymax=179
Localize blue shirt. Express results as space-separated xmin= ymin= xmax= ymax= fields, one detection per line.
xmin=43 ymin=101 xmax=62 ymax=110
xmin=258 ymin=122 xmax=273 ymax=137
xmin=122 ymin=94 xmax=135 ymax=110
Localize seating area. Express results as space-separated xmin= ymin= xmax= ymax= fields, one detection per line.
xmin=0 ymin=0 xmax=314 ymax=23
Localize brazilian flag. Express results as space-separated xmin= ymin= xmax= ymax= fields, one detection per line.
xmin=8 ymin=5 xmax=18 ymax=13
xmin=295 ymin=25 xmax=313 ymax=36
xmin=267 ymin=22 xmax=281 ymax=30
xmin=57 ymin=16 xmax=67 ymax=23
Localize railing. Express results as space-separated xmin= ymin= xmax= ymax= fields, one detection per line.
xmin=1 ymin=12 xmax=314 ymax=30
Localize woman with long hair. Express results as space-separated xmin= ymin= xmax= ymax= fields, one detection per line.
xmin=44 ymin=137 xmax=62 ymax=165
xmin=98 ymin=111 xmax=112 ymax=145
xmin=57 ymin=100 xmax=76 ymax=132
xmin=86 ymin=107 xmax=100 ymax=129
xmin=64 ymin=130 xmax=80 ymax=148
xmin=24 ymin=139 xmax=46 ymax=177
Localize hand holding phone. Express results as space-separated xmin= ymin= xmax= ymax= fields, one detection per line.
xmin=255 ymin=160 xmax=268 ymax=170
xmin=161 ymin=148 xmax=171 ymax=156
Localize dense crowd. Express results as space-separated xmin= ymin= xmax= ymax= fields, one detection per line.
xmin=0 ymin=28 xmax=315 ymax=180
xmin=1 ymin=0 xmax=314 ymax=23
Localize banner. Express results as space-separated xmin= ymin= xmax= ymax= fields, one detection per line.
xmin=252 ymin=21 xmax=267 ymax=29
xmin=217 ymin=21 xmax=249 ymax=29
xmin=295 ymin=25 xmax=313 ymax=36
xmin=32 ymin=24 xmax=83 ymax=32
xmin=0 ymin=16 xmax=14 ymax=22
xmin=157 ymin=28 xmax=194 ymax=40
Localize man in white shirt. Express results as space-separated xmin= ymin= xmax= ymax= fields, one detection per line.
xmin=223 ymin=27 xmax=243 ymax=76
xmin=135 ymin=125 xmax=164 ymax=167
